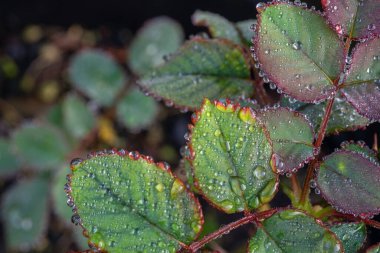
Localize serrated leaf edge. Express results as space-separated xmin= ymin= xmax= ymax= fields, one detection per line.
xmin=137 ymin=37 xmax=253 ymax=112
xmin=186 ymin=98 xmax=279 ymax=213
xmin=65 ymin=148 xmax=204 ymax=252
xmin=253 ymin=1 xmax=345 ymax=103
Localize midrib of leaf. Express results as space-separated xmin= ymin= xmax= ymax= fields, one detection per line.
xmin=267 ymin=13 xmax=335 ymax=85
xmin=343 ymin=79 xmax=376 ymax=87
xmin=211 ymin=110 xmax=250 ymax=210
xmin=79 ymin=166 xmax=187 ymax=247
xmin=273 ymin=139 xmax=314 ymax=147
xmin=348 ymin=2 xmax=359 ymax=40
xmin=323 ymin=165 xmax=380 ymax=202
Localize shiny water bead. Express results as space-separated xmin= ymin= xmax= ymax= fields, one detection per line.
xmin=68 ymin=153 xmax=203 ymax=252
xmin=190 ymin=99 xmax=277 ymax=213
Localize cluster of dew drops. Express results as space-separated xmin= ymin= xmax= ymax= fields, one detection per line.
xmin=251 ymin=0 xmax=319 ymax=99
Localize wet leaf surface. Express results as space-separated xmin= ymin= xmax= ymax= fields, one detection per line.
xmin=323 ymin=0 xmax=380 ymax=39
xmin=342 ymin=38 xmax=380 ymax=120
xmin=52 ymin=166 xmax=90 ymax=249
xmin=189 ymin=99 xmax=278 ymax=213
xmin=254 ymin=3 xmax=344 ymax=102
xmin=257 ymin=107 xmax=315 ymax=174
xmin=68 ymin=152 xmax=203 ymax=252
xmin=248 ymin=209 xmax=342 ymax=253
xmin=69 ymin=50 xmax=127 ymax=106
xmin=128 ymin=17 xmax=184 ymax=75
xmin=139 ymin=38 xmax=253 ymax=110
xmin=340 ymin=140 xmax=377 ymax=159
xmin=330 ymin=222 xmax=366 ymax=253
xmin=281 ymin=94 xmax=370 ymax=135
xmin=317 ymin=150 xmax=380 ymax=218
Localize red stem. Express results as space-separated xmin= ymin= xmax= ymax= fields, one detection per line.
xmin=188 ymin=209 xmax=277 ymax=252
xmin=299 ymin=97 xmax=335 ymax=205
xmin=330 ymin=212 xmax=380 ymax=230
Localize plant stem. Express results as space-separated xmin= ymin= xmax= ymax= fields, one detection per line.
xmin=188 ymin=209 xmax=277 ymax=252
xmin=299 ymin=97 xmax=335 ymax=205
xmin=290 ymin=174 xmax=301 ymax=201
xmin=330 ymin=212 xmax=380 ymax=229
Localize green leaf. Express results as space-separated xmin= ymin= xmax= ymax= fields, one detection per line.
xmin=330 ymin=222 xmax=366 ymax=253
xmin=340 ymin=140 xmax=377 ymax=159
xmin=248 ymin=209 xmax=343 ymax=253
xmin=116 ymin=88 xmax=158 ymax=131
xmin=176 ymin=159 xmax=198 ymax=194
xmin=139 ymin=38 xmax=253 ymax=110
xmin=342 ymin=38 xmax=380 ymax=120
xmin=128 ymin=17 xmax=184 ymax=75
xmin=52 ymin=166 xmax=89 ymax=249
xmin=367 ymin=243 xmax=380 ymax=253
xmin=68 ymin=151 xmax=203 ymax=252
xmin=192 ymin=10 xmax=242 ymax=44
xmin=322 ymin=0 xmax=380 ymax=39
xmin=189 ymin=99 xmax=278 ymax=213
xmin=254 ymin=3 xmax=344 ymax=102
xmin=45 ymin=102 xmax=64 ymax=129
xmin=257 ymin=107 xmax=315 ymax=174
xmin=63 ymin=93 xmax=95 ymax=139
xmin=53 ymin=166 xmax=76 ymax=225
xmin=12 ymin=124 xmax=69 ymax=170
xmin=0 ymin=138 xmax=20 ymax=176
xmin=1 ymin=176 xmax=49 ymax=251
xmin=316 ymin=150 xmax=380 ymax=218
xmin=280 ymin=94 xmax=370 ymax=134
xmin=69 ymin=50 xmax=127 ymax=106
xmin=236 ymin=19 xmax=256 ymax=46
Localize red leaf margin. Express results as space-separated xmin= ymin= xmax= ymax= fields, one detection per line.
xmin=185 ymin=98 xmax=280 ymax=214
xmin=252 ymin=1 xmax=345 ymax=103
xmin=65 ymin=148 xmax=205 ymax=253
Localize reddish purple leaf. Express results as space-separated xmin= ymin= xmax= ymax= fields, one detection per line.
xmin=257 ymin=107 xmax=315 ymax=174
xmin=254 ymin=3 xmax=344 ymax=103
xmin=317 ymin=150 xmax=380 ymax=218
xmin=342 ymin=37 xmax=380 ymax=120
xmin=322 ymin=0 xmax=380 ymax=39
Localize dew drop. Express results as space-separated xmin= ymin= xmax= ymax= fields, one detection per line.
xmin=269 ymin=82 xmax=277 ymax=90
xmin=71 ymin=214 xmax=81 ymax=225
xmin=155 ymin=183 xmax=164 ymax=192
xmin=256 ymin=2 xmax=266 ymax=12
xmin=220 ymin=199 xmax=234 ymax=212
xmin=170 ymin=179 xmax=185 ymax=197
xmin=292 ymin=41 xmax=302 ymax=50
xmin=309 ymin=179 xmax=317 ymax=188
xmin=70 ymin=158 xmax=83 ymax=167
xmin=214 ymin=129 xmax=221 ymax=137
xmin=67 ymin=198 xmax=75 ymax=208
xmin=253 ymin=165 xmax=266 ymax=180
xmin=229 ymin=176 xmax=246 ymax=196
xmin=367 ymin=23 xmax=376 ymax=31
